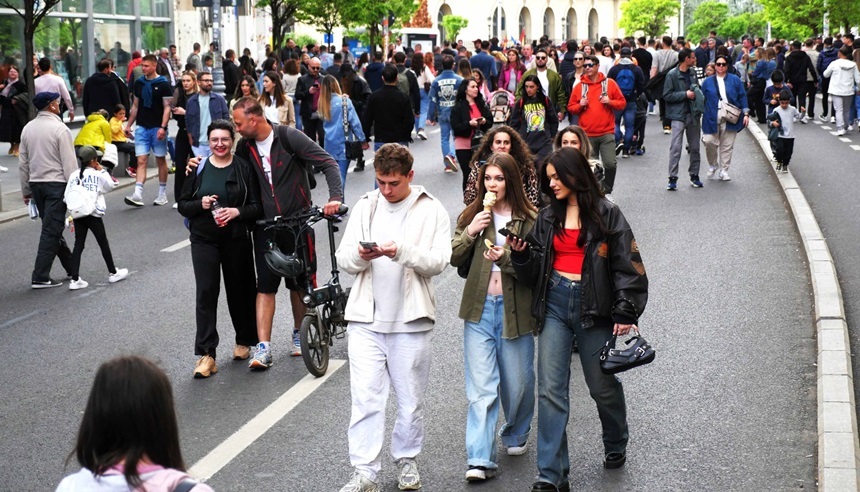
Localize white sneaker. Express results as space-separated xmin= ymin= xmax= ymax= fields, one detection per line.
xmin=837 ymin=129 xmax=846 ymax=136
xmin=396 ymin=458 xmax=421 ymax=490
xmin=417 ymin=129 xmax=427 ymax=140
xmin=707 ymin=165 xmax=718 ymax=178
xmin=719 ymin=170 xmax=731 ymax=181
xmin=125 ymin=194 xmax=144 ymax=207
xmin=109 ymin=268 xmax=129 ymax=283
xmin=153 ymin=194 xmax=169 ymax=206
xmin=172 ymin=202 xmax=178 ymax=209
xmin=848 ymin=125 xmax=855 ymax=132
xmin=831 ymin=116 xmax=836 ymax=123
xmin=465 ymin=466 xmax=495 ymax=481
xmin=800 ymin=115 xmax=809 ymax=124
xmin=604 ymin=193 xmax=615 ymax=203
xmin=338 ymin=471 xmax=379 ymax=492
xmin=0 ymin=165 xmax=7 ymax=172
xmin=507 ymin=442 xmax=528 ymax=456
xmin=69 ymin=278 xmax=88 ymax=290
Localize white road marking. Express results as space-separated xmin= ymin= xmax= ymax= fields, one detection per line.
xmin=813 ymin=120 xmax=822 ymax=124
xmin=851 ymin=145 xmax=860 ymax=151
xmin=821 ymin=126 xmax=832 ymax=130
xmin=829 ymin=131 xmax=840 ymax=136
xmin=839 ymin=138 xmax=852 ymax=143
xmin=188 ymin=360 xmax=346 ymax=481
xmin=0 ymin=310 xmax=44 ymax=330
xmin=77 ymin=286 xmax=106 ymax=298
xmin=161 ymin=239 xmax=190 ymax=252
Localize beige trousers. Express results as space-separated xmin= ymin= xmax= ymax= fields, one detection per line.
xmin=702 ymin=119 xmax=738 ymax=171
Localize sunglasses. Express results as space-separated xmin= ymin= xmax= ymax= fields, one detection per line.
xmin=574 ymin=57 xmax=584 ymax=61
xmin=715 ymin=62 xmax=727 ymax=66
xmin=535 ymin=56 xmax=547 ymax=60
xmin=309 ymin=67 xmax=320 ymax=70
xmin=583 ymin=63 xmax=595 ymax=68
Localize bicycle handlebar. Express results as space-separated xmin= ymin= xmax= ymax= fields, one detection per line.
xmin=256 ymin=205 xmax=349 ymax=227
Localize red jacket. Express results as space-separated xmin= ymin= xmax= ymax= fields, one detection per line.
xmin=567 ymin=72 xmax=626 ymax=137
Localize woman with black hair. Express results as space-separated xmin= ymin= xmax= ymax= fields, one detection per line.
xmin=259 ymin=70 xmax=295 ymax=127
xmin=57 ymin=356 xmax=214 ymax=491
xmin=509 ymin=74 xmax=559 ymax=162
xmin=0 ymin=65 xmax=28 ymax=159
xmin=178 ymin=119 xmax=261 ymax=378
xmin=510 ymin=147 xmax=648 ymax=492
xmin=450 ymin=77 xmax=493 ymax=191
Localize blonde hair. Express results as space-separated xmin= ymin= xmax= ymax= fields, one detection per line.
xmin=317 ymin=75 xmax=343 ymax=122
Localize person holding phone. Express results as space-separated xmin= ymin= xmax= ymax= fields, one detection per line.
xmin=450 ymin=152 xmax=537 ymax=482
xmin=510 ymin=148 xmax=648 ymax=492
xmin=450 ymin=77 xmax=493 ymax=191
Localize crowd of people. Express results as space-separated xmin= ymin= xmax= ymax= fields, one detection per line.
xmin=11 ymin=30 xmax=858 ymax=492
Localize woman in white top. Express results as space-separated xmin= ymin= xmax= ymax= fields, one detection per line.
xmin=258 ymin=70 xmax=295 ymax=127
xmin=411 ymin=53 xmax=435 ymax=141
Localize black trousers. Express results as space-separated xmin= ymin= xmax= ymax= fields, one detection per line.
xmin=820 ymin=78 xmax=833 ymax=117
xmin=749 ymin=79 xmax=766 ymax=123
xmin=29 ymin=182 xmax=72 ymax=282
xmin=775 ymin=138 xmax=795 ymax=166
xmin=455 ymin=148 xmax=473 ymax=192
xmin=804 ymin=82 xmax=818 ymax=117
xmin=301 ymin=117 xmax=325 ymax=147
xmin=659 ymin=98 xmax=669 ymax=128
xmin=173 ymin=130 xmax=192 ymax=202
xmin=190 ymin=233 xmax=259 ymax=358
xmin=70 ymin=215 xmax=116 ymax=280
xmin=112 ymin=141 xmax=136 ymax=169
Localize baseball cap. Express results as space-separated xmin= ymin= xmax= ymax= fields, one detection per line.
xmin=33 ymin=92 xmax=60 ymax=111
xmin=620 ymin=47 xmax=632 ymax=57
xmin=77 ymin=145 xmax=103 ymax=163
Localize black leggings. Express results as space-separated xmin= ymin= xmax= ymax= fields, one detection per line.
xmin=112 ymin=141 xmax=136 ymax=169
xmin=173 ymin=130 xmax=192 ymax=202
xmin=70 ymin=215 xmax=116 ymax=280
xmin=820 ymin=78 xmax=833 ymax=117
xmin=455 ymin=149 xmax=473 ymax=192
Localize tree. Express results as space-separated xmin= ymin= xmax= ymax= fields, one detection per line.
xmin=0 ymin=0 xmax=62 ymax=119
xmin=340 ymin=0 xmax=417 ymax=54
xmin=619 ymin=0 xmax=681 ymax=37
xmin=441 ymin=15 xmax=469 ymax=44
xmin=686 ymin=1 xmax=729 ymax=40
xmin=255 ymin=0 xmax=303 ymax=54
xmin=296 ymin=0 xmax=350 ymax=44
xmin=718 ymin=12 xmax=767 ymax=40
xmin=825 ymin=0 xmax=860 ymax=34
xmin=757 ymin=0 xmax=823 ymax=36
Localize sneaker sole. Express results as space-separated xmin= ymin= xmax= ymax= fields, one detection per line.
xmin=32 ymin=282 xmax=62 ymax=289
xmin=417 ymin=134 xmax=427 ymax=140
xmin=153 ymin=199 xmax=169 ymax=206
xmin=193 ymin=367 xmax=217 ymax=378
xmin=124 ymin=197 xmax=144 ymax=207
xmin=398 ymin=481 xmax=422 ymax=491
xmin=249 ymin=360 xmax=272 ymax=370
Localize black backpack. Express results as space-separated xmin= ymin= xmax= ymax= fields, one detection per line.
xmin=645 ymin=62 xmax=678 ymax=101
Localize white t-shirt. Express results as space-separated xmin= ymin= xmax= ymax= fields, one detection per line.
xmin=491 ymin=211 xmax=511 ymax=272
xmin=256 ymin=128 xmax=275 ymax=185
xmin=263 ymin=96 xmax=279 ymax=125
xmin=536 ymin=70 xmax=551 ymax=100
xmin=716 ymin=75 xmax=728 ymax=108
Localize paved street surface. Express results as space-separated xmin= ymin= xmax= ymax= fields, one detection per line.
xmin=0 ymin=117 xmax=817 ymax=491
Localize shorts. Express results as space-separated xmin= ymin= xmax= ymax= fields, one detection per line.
xmin=254 ymin=227 xmax=317 ymax=294
xmin=134 ymin=126 xmax=168 ymax=157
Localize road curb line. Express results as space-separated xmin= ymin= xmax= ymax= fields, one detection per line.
xmin=747 ymin=122 xmax=860 ymax=490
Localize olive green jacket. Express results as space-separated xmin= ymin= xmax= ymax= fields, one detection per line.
xmin=451 ymin=210 xmax=537 ymax=339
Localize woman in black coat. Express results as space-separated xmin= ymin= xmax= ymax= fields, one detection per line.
xmin=0 ymin=66 xmax=28 ymax=157
xmin=450 ymin=77 xmax=492 ymax=191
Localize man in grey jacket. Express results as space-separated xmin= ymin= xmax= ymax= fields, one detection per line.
xmin=19 ymin=92 xmax=78 ymax=288
xmin=663 ymin=49 xmax=703 ymax=190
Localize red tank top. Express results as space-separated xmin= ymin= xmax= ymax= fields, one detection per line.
xmin=552 ymin=229 xmax=585 ymax=275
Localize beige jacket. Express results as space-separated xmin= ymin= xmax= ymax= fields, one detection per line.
xmin=335 ymin=186 xmax=452 ymax=324
xmin=19 ymin=111 xmax=78 ymax=197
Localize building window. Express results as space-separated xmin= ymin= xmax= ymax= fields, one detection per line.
xmin=116 ymin=0 xmax=133 ymax=16
xmin=154 ymin=0 xmax=169 ymax=18
xmin=543 ymin=8 xmax=554 ymax=40
xmin=492 ymin=7 xmax=506 ymax=39
xmin=518 ymin=8 xmax=531 ymax=42
xmin=94 ymin=18 xmax=133 ymax=77
xmin=140 ymin=0 xmax=153 ymax=17
xmin=33 ymin=16 xmax=89 ymax=108
xmin=142 ymin=22 xmax=168 ymax=54
xmin=93 ymin=0 xmax=112 ymax=14
xmin=60 ymin=0 xmax=85 ymax=13
xmin=0 ymin=15 xmax=25 ymax=66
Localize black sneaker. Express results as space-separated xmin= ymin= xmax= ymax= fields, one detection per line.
xmin=354 ymin=160 xmax=365 ymax=172
xmin=32 ymin=279 xmax=62 ymax=289
xmin=615 ymin=143 xmax=623 ymax=155
xmin=604 ymin=452 xmax=627 ymax=469
xmin=690 ymin=174 xmax=703 ymax=188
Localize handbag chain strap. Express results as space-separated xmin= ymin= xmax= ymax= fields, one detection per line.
xmin=341 ymin=95 xmax=353 ymax=143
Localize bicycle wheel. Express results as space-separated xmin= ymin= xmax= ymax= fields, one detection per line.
xmin=300 ymin=311 xmax=329 ymax=377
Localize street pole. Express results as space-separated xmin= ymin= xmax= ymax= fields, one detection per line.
xmin=497 ymin=0 xmax=502 ymax=42
xmin=679 ymin=0 xmax=685 ymax=37
xmin=211 ymin=0 xmax=226 ymax=95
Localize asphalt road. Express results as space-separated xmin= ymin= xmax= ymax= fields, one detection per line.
xmin=0 ymin=116 xmax=816 ymax=491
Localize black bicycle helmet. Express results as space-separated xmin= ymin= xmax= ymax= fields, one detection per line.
xmin=264 ymin=246 xmax=305 ymax=278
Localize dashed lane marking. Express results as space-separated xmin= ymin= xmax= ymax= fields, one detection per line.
xmin=829 ymin=131 xmax=840 ymax=136
xmin=839 ymin=138 xmax=852 ymax=143
xmin=161 ymin=239 xmax=190 ymax=252
xmin=0 ymin=310 xmax=44 ymax=330
xmin=188 ymin=360 xmax=346 ymax=481
xmin=822 ymin=126 xmax=832 ymax=130
xmin=851 ymin=145 xmax=860 ymax=151
xmin=813 ymin=120 xmax=822 ymax=124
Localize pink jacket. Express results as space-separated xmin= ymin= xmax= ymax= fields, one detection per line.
xmin=498 ymin=65 xmax=524 ymax=92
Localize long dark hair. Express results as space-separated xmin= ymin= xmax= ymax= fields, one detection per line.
xmin=233 ymin=74 xmax=258 ymax=100
xmin=70 ymin=356 xmax=185 ymax=488
xmin=457 ymin=152 xmax=536 ymax=229
xmin=259 ymin=70 xmax=287 ymax=108
xmin=542 ymin=147 xmax=608 ymax=246
xmin=456 ymin=76 xmax=486 ymax=106
xmin=520 ymin=74 xmax=547 ymax=106
xmin=469 ymin=125 xmax=535 ymax=175
xmin=411 ymin=52 xmax=424 ymax=74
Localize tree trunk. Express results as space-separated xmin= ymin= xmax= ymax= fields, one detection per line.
xmin=24 ymin=20 xmax=37 ymax=121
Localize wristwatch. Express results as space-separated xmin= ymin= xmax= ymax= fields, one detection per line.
xmin=161 ymin=126 xmax=168 ymax=130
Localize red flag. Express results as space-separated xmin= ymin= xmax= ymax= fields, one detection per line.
xmin=520 ymin=28 xmax=526 ymax=44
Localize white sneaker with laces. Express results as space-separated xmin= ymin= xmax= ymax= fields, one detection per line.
xmin=800 ymin=114 xmax=809 ymax=124
xmin=848 ymin=125 xmax=855 ymax=132
xmin=69 ymin=278 xmax=89 ymax=290
xmin=109 ymin=268 xmax=129 ymax=283
xmin=396 ymin=458 xmax=421 ymax=490
xmin=837 ymin=129 xmax=846 ymax=136
xmin=153 ymin=194 xmax=169 ymax=206
xmin=707 ymin=165 xmax=718 ymax=178
xmin=465 ymin=467 xmax=495 ymax=481
xmin=338 ymin=471 xmax=379 ymax=492
xmin=719 ymin=170 xmax=731 ymax=181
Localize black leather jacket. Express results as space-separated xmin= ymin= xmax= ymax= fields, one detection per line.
xmin=511 ymin=200 xmax=648 ymax=332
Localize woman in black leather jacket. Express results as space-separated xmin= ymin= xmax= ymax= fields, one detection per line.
xmin=509 ymin=147 xmax=647 ymax=492
xmin=450 ymin=77 xmax=493 ymax=191
xmin=178 ymin=119 xmax=261 ymax=379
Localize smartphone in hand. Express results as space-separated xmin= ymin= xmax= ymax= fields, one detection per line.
xmin=498 ymin=228 xmax=525 ymax=244
xmin=359 ymin=241 xmax=378 ymax=251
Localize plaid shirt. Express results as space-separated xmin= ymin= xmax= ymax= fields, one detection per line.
xmin=171 ymin=54 xmax=182 ymax=74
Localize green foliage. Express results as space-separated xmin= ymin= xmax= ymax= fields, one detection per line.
xmin=255 ymin=0 xmax=304 ymax=52
xmin=296 ymin=0 xmax=350 ymax=37
xmin=440 ymin=15 xmax=469 ymax=42
xmin=292 ymin=33 xmax=319 ymax=49
xmin=340 ymin=0 xmax=418 ymax=52
xmin=718 ymin=11 xmax=767 ymax=40
xmin=619 ymin=0 xmax=680 ymax=37
xmin=142 ymin=24 xmax=166 ymax=53
xmin=687 ymin=1 xmax=729 ymax=41
xmin=758 ymin=0 xmax=823 ymax=35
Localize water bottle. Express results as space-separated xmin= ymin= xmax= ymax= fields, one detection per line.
xmin=211 ymin=199 xmax=224 ymax=227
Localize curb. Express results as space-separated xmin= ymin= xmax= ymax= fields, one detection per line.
xmin=747 ymin=122 xmax=860 ymax=490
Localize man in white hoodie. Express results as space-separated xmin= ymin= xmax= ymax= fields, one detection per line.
xmin=822 ymin=45 xmax=860 ymax=136
xmin=334 ymin=143 xmax=451 ymax=492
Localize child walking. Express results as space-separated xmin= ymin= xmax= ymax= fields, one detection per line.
xmin=67 ymin=146 xmax=129 ymax=290
xmin=768 ymin=89 xmax=800 ymax=173
xmin=110 ymin=104 xmax=137 ymax=177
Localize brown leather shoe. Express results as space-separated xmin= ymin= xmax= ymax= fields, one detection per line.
xmin=233 ymin=345 xmax=251 ymax=360
xmin=193 ymin=355 xmax=218 ymax=378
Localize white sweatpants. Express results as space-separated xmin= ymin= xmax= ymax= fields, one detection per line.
xmin=346 ymin=326 xmax=433 ymax=482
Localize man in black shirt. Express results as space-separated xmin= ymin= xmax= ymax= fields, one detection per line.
xmin=124 ymin=54 xmax=173 ymax=207
xmin=632 ymin=37 xmax=653 ymax=82
xmin=362 ymin=65 xmax=414 ymax=151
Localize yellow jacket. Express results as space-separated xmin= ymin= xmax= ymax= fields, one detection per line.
xmin=109 ymin=116 xmax=126 ymax=142
xmin=74 ymin=114 xmax=112 ymax=150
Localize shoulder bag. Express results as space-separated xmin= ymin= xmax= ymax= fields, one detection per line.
xmin=713 ymin=77 xmax=742 ymax=124
xmin=342 ymin=96 xmax=364 ymax=161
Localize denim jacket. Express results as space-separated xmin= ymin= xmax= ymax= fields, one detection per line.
xmin=185 ymin=92 xmax=229 ymax=147
xmin=428 ymin=70 xmax=463 ymax=121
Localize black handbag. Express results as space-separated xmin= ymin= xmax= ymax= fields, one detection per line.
xmin=342 ymin=96 xmax=364 ymax=160
xmin=599 ymin=333 xmax=655 ymax=374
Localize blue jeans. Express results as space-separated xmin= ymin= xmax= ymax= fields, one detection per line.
xmin=536 ymin=272 xmax=627 ymax=486
xmin=851 ymin=93 xmax=858 ymax=123
xmin=614 ymin=100 xmax=637 ymax=152
xmin=415 ymin=89 xmax=430 ymax=132
xmin=463 ymin=295 xmax=535 ymax=468
xmin=438 ymin=113 xmax=454 ymax=160
xmin=336 ymin=158 xmax=348 ymax=198
xmin=291 ymin=95 xmax=303 ymax=131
